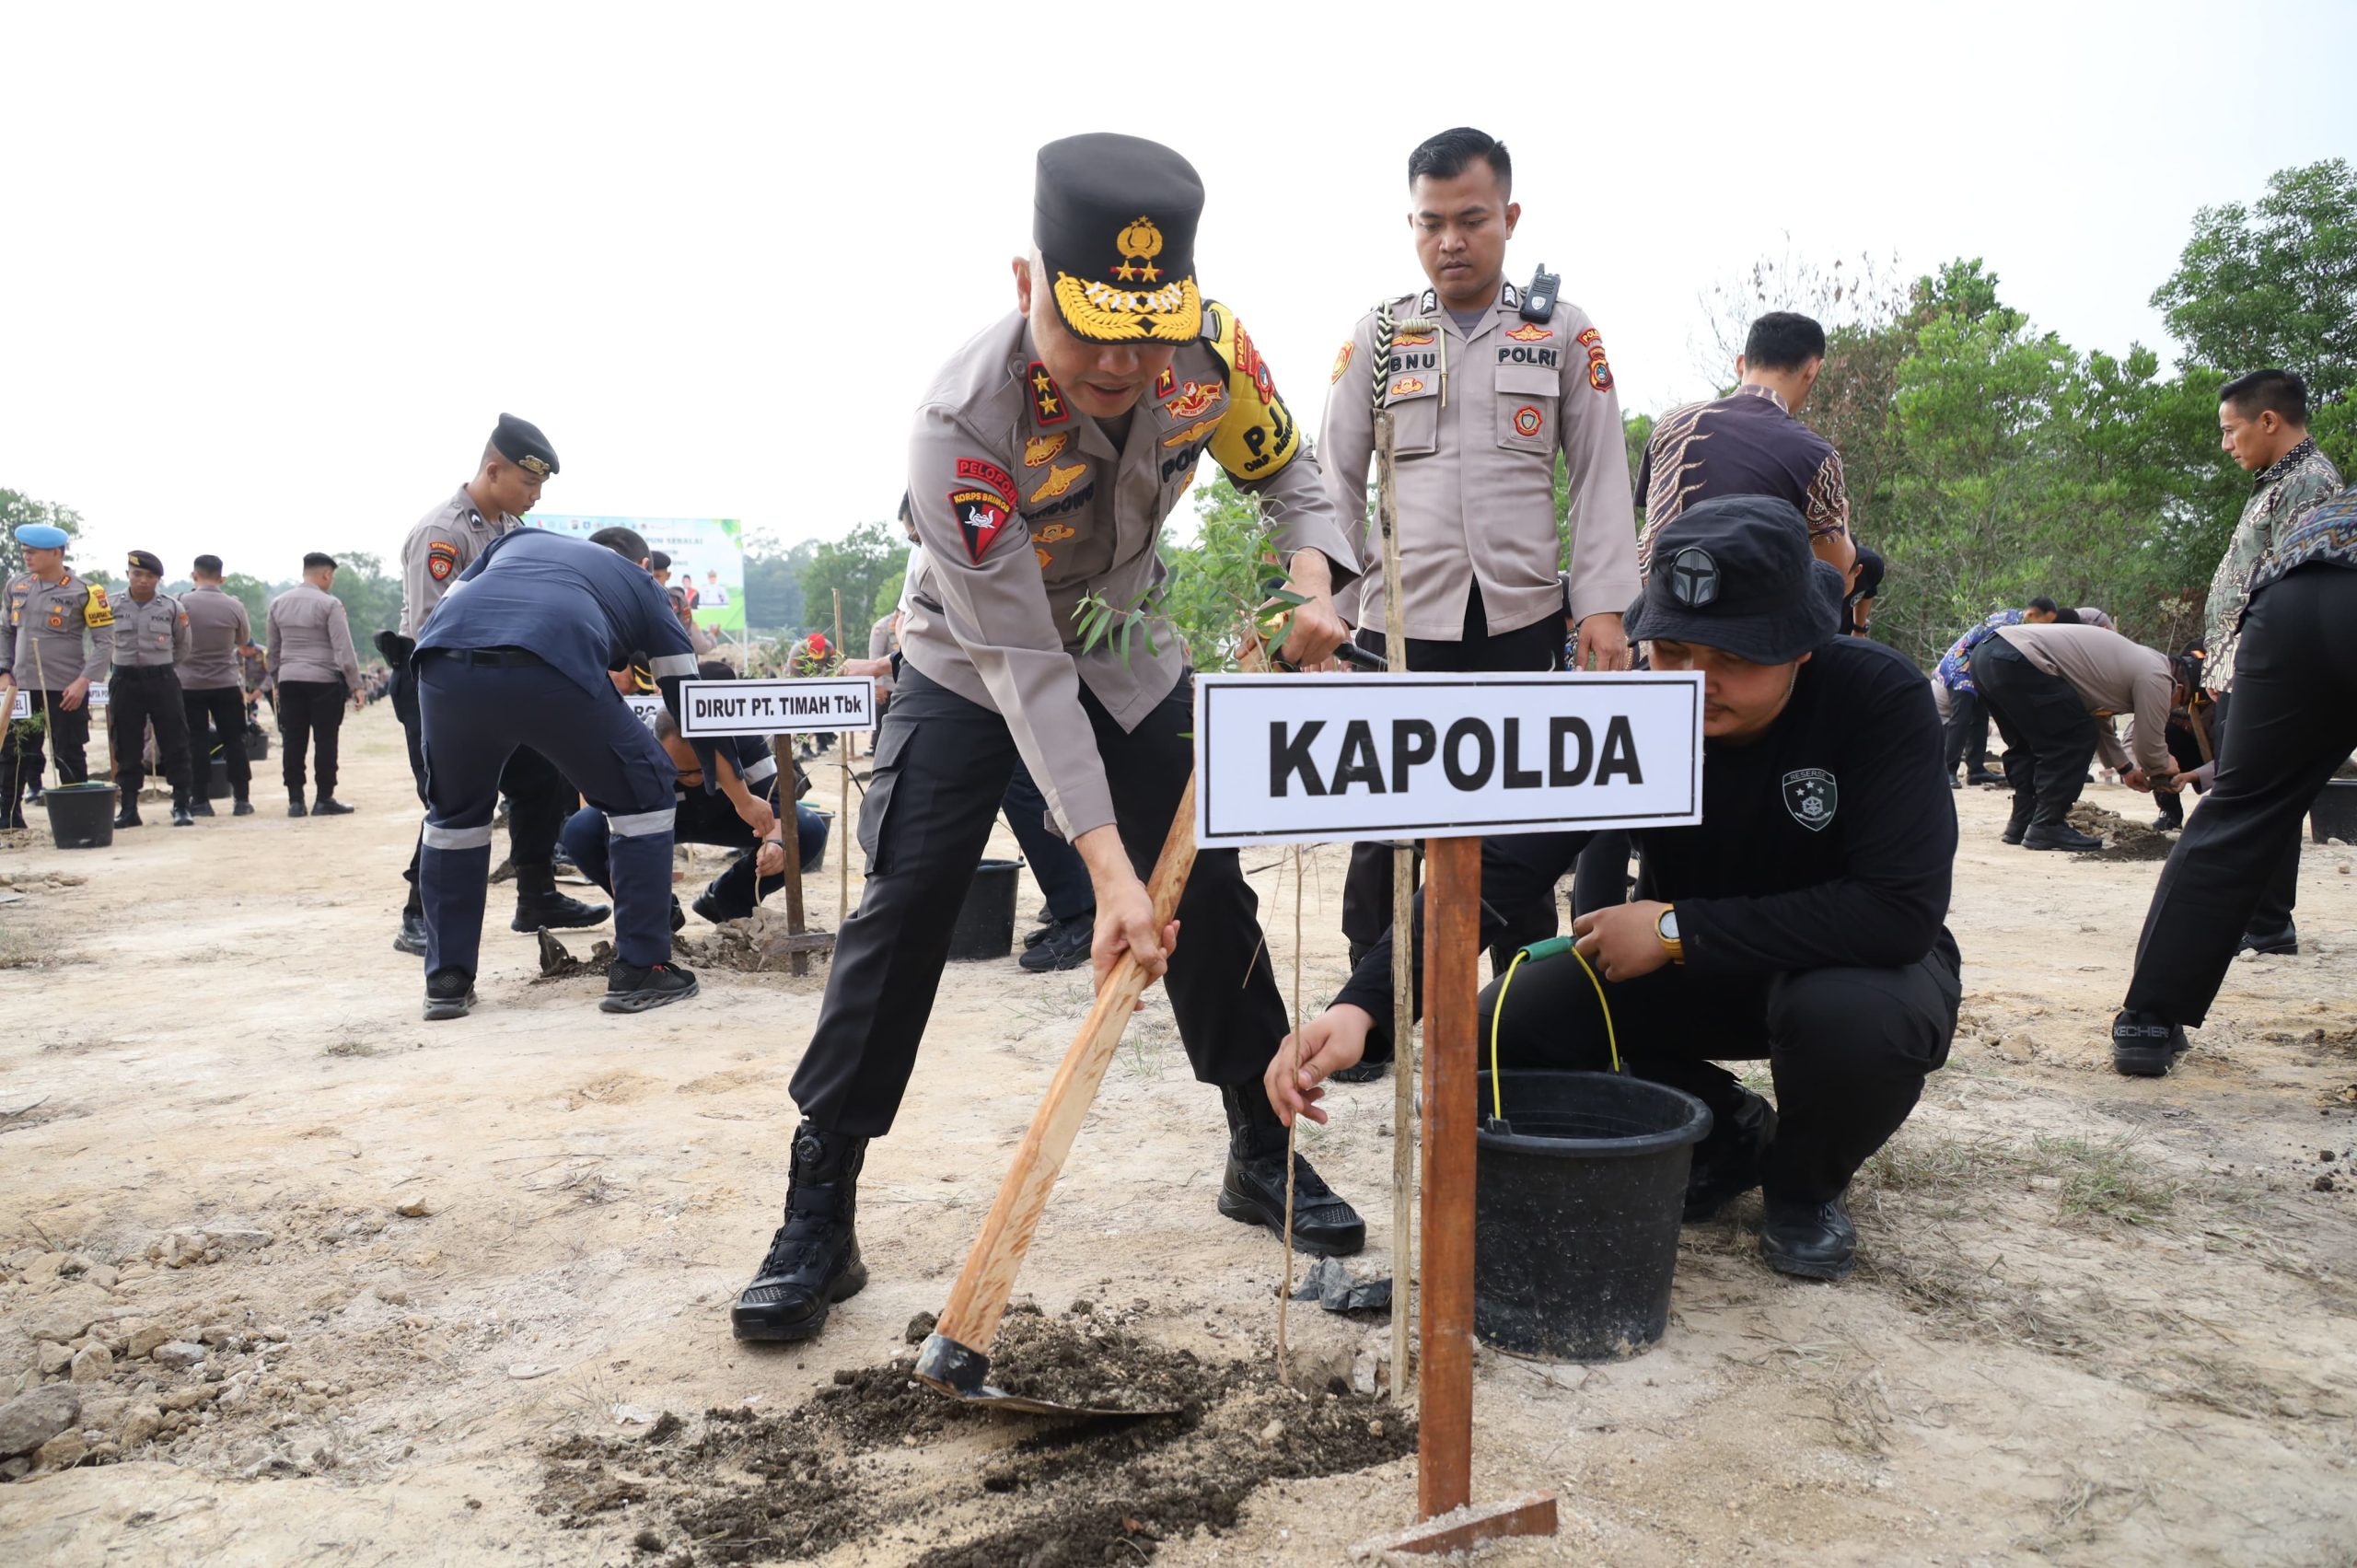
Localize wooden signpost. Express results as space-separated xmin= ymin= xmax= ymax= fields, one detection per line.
xmin=1191 ymin=667 xmax=1702 ymax=1553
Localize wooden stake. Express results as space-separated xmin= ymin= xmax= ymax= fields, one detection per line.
xmin=1376 ymin=409 xmax=1417 ymax=1401
xmin=1276 ymin=844 xmax=1304 ymax=1385
xmin=833 ymin=587 xmax=849 ymax=929
xmin=772 ymin=734 xmax=809 ymax=977
xmin=1417 ymin=833 xmax=1481 ymax=1520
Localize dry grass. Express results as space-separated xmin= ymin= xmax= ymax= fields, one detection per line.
xmin=1864 ymin=1132 xmax=2183 ymax=1226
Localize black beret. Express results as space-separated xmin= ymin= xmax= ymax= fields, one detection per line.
xmin=304 ymin=552 xmax=338 ymax=571
xmin=126 ymin=550 xmax=164 ymax=575
xmin=1035 ymin=134 xmax=1203 ymax=343
xmin=491 ymin=412 xmax=560 ymax=477
xmin=649 ymin=551 xmax=672 ymax=571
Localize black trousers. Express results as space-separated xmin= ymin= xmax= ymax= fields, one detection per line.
xmin=3 ymin=690 xmax=92 ymax=801
xmin=2204 ymin=690 xmax=2302 ymax=934
xmin=276 ymin=679 xmax=348 ymax=796
xmin=182 ymin=684 xmax=252 ymax=797
xmin=1972 ymin=640 xmax=2096 ymax=826
xmin=1481 ymin=934 xmax=1962 ymax=1204
xmin=1941 ymin=687 xmax=1991 ymax=777
xmin=2128 ymin=568 xmax=2354 ymax=1025
xmin=1341 ymin=586 xmax=1564 ymax=947
xmin=110 ymin=666 xmax=194 ymax=802
xmin=790 ymin=664 xmax=1286 ymax=1137
xmin=392 ymin=658 xmax=569 ymax=889
xmin=1003 ymin=760 xmax=1095 ymax=922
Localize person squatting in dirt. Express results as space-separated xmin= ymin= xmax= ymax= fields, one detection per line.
xmin=731 ymin=133 xmax=1369 ymax=1343
xmin=1268 ymin=495 xmax=1964 ymax=1283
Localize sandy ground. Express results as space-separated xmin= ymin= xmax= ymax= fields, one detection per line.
xmin=1 ymin=704 xmax=2354 ymax=1566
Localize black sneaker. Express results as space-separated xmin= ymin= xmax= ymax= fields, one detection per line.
xmin=2001 ymin=810 xmax=2030 ymax=845
xmin=288 ymin=798 xmax=308 ymax=819
xmin=114 ymin=804 xmax=142 ymax=829
xmin=1759 ymin=1192 xmax=1857 ymax=1281
xmin=1948 ymin=775 xmax=1964 ymax=790
xmin=1685 ymin=1086 xmax=1777 ymax=1222
xmin=1965 ymin=772 xmax=2003 ymax=787
xmin=170 ymin=800 xmax=194 ymax=827
xmin=423 ymin=969 xmax=475 ymax=1021
xmin=2237 ymin=923 xmax=2298 ymax=957
xmin=312 ymin=797 xmax=355 ymax=816
xmin=2023 ymin=821 xmax=2103 ymax=852
xmin=732 ymin=1122 xmax=868 ymax=1342
xmin=232 ymin=798 xmax=254 ymax=817
xmin=691 ymin=891 xmax=737 ymax=925
xmin=601 ymin=960 xmax=699 ymax=1014
xmin=1218 ymin=1119 xmax=1366 ymax=1256
xmin=191 ymin=798 xmax=216 ymax=818
xmin=2110 ymin=1009 xmax=2189 ymax=1077
xmin=393 ymin=905 xmax=428 ymax=957
xmin=1017 ymin=912 xmax=1092 ymax=972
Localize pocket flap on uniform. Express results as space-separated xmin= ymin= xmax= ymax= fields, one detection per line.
xmin=1495 ymin=364 xmax=1560 ymax=398
xmin=870 ymin=722 xmax=912 ymax=772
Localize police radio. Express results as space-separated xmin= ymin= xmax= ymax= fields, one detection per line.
xmin=1520 ymin=263 xmax=1561 ymax=323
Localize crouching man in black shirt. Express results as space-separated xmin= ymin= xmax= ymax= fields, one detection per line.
xmin=1268 ymin=495 xmax=1962 ymax=1282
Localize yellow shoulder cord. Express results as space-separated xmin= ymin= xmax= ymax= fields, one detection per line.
xmin=1488 ymin=935 xmax=1621 ymax=1123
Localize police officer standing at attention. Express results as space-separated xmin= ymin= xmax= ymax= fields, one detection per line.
xmin=412 ymin=525 xmax=707 ymax=1019
xmin=731 ymin=134 xmax=1366 ymax=1343
xmin=387 ymin=415 xmax=605 ymax=956
xmin=266 ymin=553 xmax=364 ymax=816
xmin=1271 ymin=496 xmax=1963 ymax=1283
xmin=178 ymin=554 xmax=260 ymax=816
xmin=1 ymin=522 xmax=113 ymax=826
xmin=108 ymin=551 xmax=197 ymax=829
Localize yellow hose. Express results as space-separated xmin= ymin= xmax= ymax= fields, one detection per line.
xmin=1488 ymin=939 xmax=1621 ymax=1122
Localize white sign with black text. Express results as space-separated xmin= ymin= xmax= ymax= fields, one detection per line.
xmin=622 ymin=695 xmax=665 ymax=733
xmin=10 ymin=681 xmax=110 ymax=719
xmin=678 ymin=677 xmax=875 ymax=738
xmin=1191 ymin=672 xmax=1704 ymax=848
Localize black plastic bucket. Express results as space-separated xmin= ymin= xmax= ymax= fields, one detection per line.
xmin=245 ymin=727 xmax=268 ymax=761
xmin=205 ymin=756 xmax=233 ymax=799
xmin=1475 ymin=1070 xmax=1713 ymax=1361
xmin=2312 ymin=778 xmax=2357 ymax=844
xmin=947 ymin=858 xmax=1022 ymax=960
xmin=41 ymin=781 xmax=119 ymax=850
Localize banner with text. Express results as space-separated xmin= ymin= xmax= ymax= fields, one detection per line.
xmin=678 ymin=677 xmax=875 ymax=738
xmin=526 ymin=515 xmax=746 ymax=635
xmin=1192 ymin=672 xmax=1704 ymax=848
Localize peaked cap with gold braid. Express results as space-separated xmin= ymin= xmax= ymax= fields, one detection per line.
xmin=1035 ymin=134 xmax=1203 ymax=343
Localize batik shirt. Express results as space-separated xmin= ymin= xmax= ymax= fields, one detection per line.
xmin=1933 ymin=610 xmax=2026 ymax=695
xmin=2204 ymin=437 xmax=2341 ymax=692
xmin=2249 ymin=484 xmax=2357 ymax=599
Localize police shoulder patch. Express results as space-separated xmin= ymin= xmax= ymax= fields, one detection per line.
xmin=83 ymin=583 xmax=113 ymax=627
xmin=949 ymin=488 xmax=1012 ymax=565
xmin=426 ymin=540 xmax=461 ymax=582
xmin=955 ymin=457 xmax=1016 ymax=503
xmin=1329 ymin=341 xmax=1353 ymax=384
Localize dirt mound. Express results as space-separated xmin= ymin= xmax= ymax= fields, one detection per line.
xmin=2068 ymin=801 xmax=2177 ymax=862
xmin=672 ymin=906 xmax=834 ymax=974
xmin=538 ymin=1307 xmax=1411 ymax=1565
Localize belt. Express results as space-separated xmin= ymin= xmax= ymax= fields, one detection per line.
xmin=115 ymin=664 xmax=179 ymax=676
xmin=421 ymin=646 xmax=544 ymax=668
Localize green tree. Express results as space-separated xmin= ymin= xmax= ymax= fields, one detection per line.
xmin=221 ymin=573 xmax=273 ymax=631
xmin=798 ymin=522 xmax=901 ymax=639
xmin=741 ymin=534 xmax=814 ymax=633
xmin=0 ymin=490 xmax=85 ymax=579
xmin=2152 ymin=158 xmax=2356 ymax=464
xmin=871 ymin=567 xmax=905 ymax=626
xmin=324 ymin=552 xmax=402 ymax=656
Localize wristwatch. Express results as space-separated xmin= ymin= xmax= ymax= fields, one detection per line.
xmin=1655 ymin=905 xmax=1684 ymax=964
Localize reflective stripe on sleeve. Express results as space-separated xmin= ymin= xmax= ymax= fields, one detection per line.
xmin=421 ymin=820 xmax=494 ymax=851
xmin=607 ymin=807 xmax=677 ymax=839
xmin=742 ymin=753 xmax=778 ymax=784
xmin=649 ymin=653 xmax=697 ymax=678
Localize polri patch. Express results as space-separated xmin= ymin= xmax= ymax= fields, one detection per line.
xmin=1782 ymin=768 xmax=1838 ymax=832
xmin=1329 ymin=341 xmax=1353 ymax=384
xmin=1514 ymin=406 xmax=1543 ymax=437
xmin=956 ymin=457 xmax=1016 ymax=503
xmin=426 ymin=540 xmax=460 ymax=582
xmin=949 ymin=488 xmax=1011 ymax=565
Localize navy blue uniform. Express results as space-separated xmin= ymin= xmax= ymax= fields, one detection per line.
xmin=561 ymin=735 xmax=830 ymax=918
xmin=414 ymin=529 xmax=705 ymax=978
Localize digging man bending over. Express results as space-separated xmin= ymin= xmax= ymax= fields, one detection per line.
xmin=732 ymin=134 xmax=1368 ymax=1343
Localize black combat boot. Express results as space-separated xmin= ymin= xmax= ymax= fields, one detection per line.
xmin=393 ymin=887 xmax=428 ymax=957
xmin=170 ymin=791 xmax=194 ymax=827
xmin=2022 ymin=806 xmax=2102 ymax=852
xmin=2001 ymin=804 xmax=2031 ymax=845
xmin=423 ymin=969 xmax=476 ymax=1021
xmin=1759 ymin=1190 xmax=1857 ymax=1281
xmin=731 ymin=1121 xmax=869 ymax=1342
xmin=232 ymin=792 xmax=253 ymax=817
xmin=1685 ymin=1084 xmax=1778 ymax=1222
xmin=288 ymin=794 xmax=308 ymax=818
xmin=190 ymin=795 xmax=215 ymax=817
xmin=115 ymin=798 xmax=144 ymax=830
xmin=2110 ymin=1008 xmax=2189 ymax=1077
xmin=510 ymin=864 xmax=610 ymax=932
xmin=1216 ymin=1086 xmax=1366 ymax=1255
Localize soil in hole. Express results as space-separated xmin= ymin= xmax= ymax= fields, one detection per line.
xmin=539 ymin=1306 xmax=1412 ymax=1565
xmin=2069 ymin=801 xmax=2176 ymax=862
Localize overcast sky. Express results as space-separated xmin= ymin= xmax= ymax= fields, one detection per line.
xmin=6 ymin=1 xmax=2352 ymax=579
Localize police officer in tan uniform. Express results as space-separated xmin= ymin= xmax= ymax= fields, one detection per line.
xmin=2 ymin=523 xmax=114 ymax=826
xmin=732 ymin=134 xmax=1366 ymax=1344
xmin=385 ymin=415 xmax=606 ymax=954
xmin=179 ymin=554 xmax=261 ymax=816
xmin=108 ymin=550 xmax=197 ymax=828
xmin=1318 ymin=127 xmax=1642 ymax=1066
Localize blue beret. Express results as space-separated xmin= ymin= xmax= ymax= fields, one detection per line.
xmin=14 ymin=524 xmax=69 ymax=550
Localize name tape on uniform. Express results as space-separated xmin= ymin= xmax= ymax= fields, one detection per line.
xmin=622 ymin=695 xmax=665 ymax=733
xmin=1191 ymin=672 xmax=1702 ymax=847
xmin=10 ymin=682 xmax=110 ymax=719
xmin=679 ymin=677 xmax=875 ymax=738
